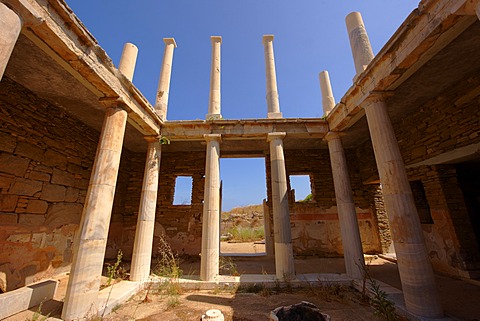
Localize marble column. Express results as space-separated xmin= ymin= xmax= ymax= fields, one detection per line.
xmin=62 ymin=105 xmax=128 ymax=321
xmin=200 ymin=134 xmax=221 ymax=281
xmin=207 ymin=36 xmax=222 ymax=120
xmin=476 ymin=1 xmax=480 ymax=20
xmin=267 ymin=132 xmax=294 ymax=280
xmin=118 ymin=43 xmax=138 ymax=81
xmin=0 ymin=3 xmax=22 ymax=81
xmin=263 ymin=35 xmax=283 ymax=119
xmin=325 ymin=132 xmax=365 ymax=279
xmin=319 ymin=71 xmax=336 ymax=116
xmin=364 ymin=95 xmax=442 ymax=318
xmin=345 ymin=12 xmax=374 ymax=76
xmin=130 ymin=137 xmax=161 ymax=282
xmin=155 ymin=38 xmax=177 ymax=120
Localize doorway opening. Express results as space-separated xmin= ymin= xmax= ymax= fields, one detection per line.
xmin=219 ymin=157 xmax=267 ymax=257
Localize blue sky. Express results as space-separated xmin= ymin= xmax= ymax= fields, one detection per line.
xmin=66 ymin=0 xmax=419 ymax=210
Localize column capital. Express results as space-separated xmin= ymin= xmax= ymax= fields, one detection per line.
xmin=262 ymin=34 xmax=274 ymax=45
xmin=211 ymin=36 xmax=222 ymax=44
xmin=204 ymin=134 xmax=222 ymax=142
xmin=267 ymin=132 xmax=286 ymax=142
xmin=144 ymin=135 xmax=160 ymax=143
xmin=163 ymin=37 xmax=177 ymax=48
xmin=362 ymin=91 xmax=394 ymax=109
xmin=324 ymin=131 xmax=341 ymax=142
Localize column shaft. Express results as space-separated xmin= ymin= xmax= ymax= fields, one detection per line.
xmin=200 ymin=134 xmax=221 ymax=281
xmin=319 ymin=71 xmax=336 ymax=116
xmin=155 ymin=38 xmax=177 ymax=120
xmin=62 ymin=106 xmax=128 ymax=320
xmin=130 ymin=138 xmax=161 ymax=282
xmin=364 ymin=97 xmax=442 ymax=318
xmin=263 ymin=35 xmax=282 ymax=119
xmin=0 ymin=3 xmax=22 ymax=81
xmin=207 ymin=36 xmax=222 ymax=119
xmin=326 ymin=132 xmax=364 ymax=279
xmin=345 ymin=12 xmax=374 ymax=76
xmin=263 ymin=199 xmax=274 ymax=256
xmin=268 ymin=133 xmax=294 ymax=280
xmin=118 ymin=43 xmax=138 ymax=81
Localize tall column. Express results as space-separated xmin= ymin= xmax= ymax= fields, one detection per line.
xmin=325 ymin=132 xmax=365 ymax=279
xmin=62 ymin=105 xmax=128 ymax=321
xmin=118 ymin=43 xmax=138 ymax=81
xmin=476 ymin=1 xmax=480 ymax=20
xmin=207 ymin=36 xmax=222 ymax=120
xmin=0 ymin=3 xmax=22 ymax=81
xmin=364 ymin=95 xmax=442 ymax=318
xmin=263 ymin=35 xmax=283 ymax=119
xmin=319 ymin=71 xmax=336 ymax=116
xmin=154 ymin=38 xmax=177 ymax=120
xmin=345 ymin=12 xmax=374 ymax=76
xmin=200 ymin=134 xmax=221 ymax=281
xmin=130 ymin=137 xmax=161 ymax=282
xmin=267 ymin=132 xmax=294 ymax=280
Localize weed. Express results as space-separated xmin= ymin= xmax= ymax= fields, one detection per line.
xmin=153 ymin=235 xmax=182 ymax=278
xmin=106 ymin=249 xmax=123 ymax=287
xmin=219 ymin=256 xmax=239 ymax=276
xmin=224 ymin=226 xmax=264 ymax=242
xmin=31 ymin=300 xmax=50 ymax=321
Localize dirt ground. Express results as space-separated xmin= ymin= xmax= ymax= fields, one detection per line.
xmin=105 ymin=285 xmax=382 ymax=321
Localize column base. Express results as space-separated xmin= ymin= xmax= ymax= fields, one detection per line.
xmin=267 ymin=112 xmax=283 ymax=119
xmin=206 ymin=113 xmax=222 ymax=120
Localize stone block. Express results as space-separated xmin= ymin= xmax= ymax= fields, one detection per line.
xmin=43 ymin=149 xmax=67 ymax=168
xmin=26 ymin=199 xmax=48 ymax=214
xmin=9 ymin=178 xmax=43 ymax=196
xmin=51 ymin=168 xmax=75 ymax=187
xmin=0 ymin=153 xmax=30 ymax=177
xmin=0 ymin=194 xmax=18 ymax=212
xmin=41 ymin=183 xmax=66 ymax=202
xmin=65 ymin=187 xmax=79 ymax=202
xmin=0 ymin=132 xmax=16 ymax=153
xmin=0 ymin=213 xmax=17 ymax=224
xmin=27 ymin=170 xmax=51 ymax=182
xmin=14 ymin=141 xmax=45 ymax=162
xmin=18 ymin=214 xmax=45 ymax=226
xmin=45 ymin=203 xmax=82 ymax=228
xmin=0 ymin=279 xmax=58 ymax=320
xmin=0 ymin=174 xmax=13 ymax=190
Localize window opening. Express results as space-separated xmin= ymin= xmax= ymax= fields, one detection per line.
xmin=290 ymin=174 xmax=312 ymax=202
xmin=173 ymin=176 xmax=193 ymax=205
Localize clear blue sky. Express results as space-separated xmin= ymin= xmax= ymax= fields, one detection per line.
xmin=66 ymin=0 xmax=419 ymax=210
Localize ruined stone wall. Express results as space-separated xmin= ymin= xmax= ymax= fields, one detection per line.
xmin=0 ymin=78 xmax=97 ymax=291
xmin=266 ymin=149 xmax=382 ymax=257
xmin=392 ymin=92 xmax=480 ymax=277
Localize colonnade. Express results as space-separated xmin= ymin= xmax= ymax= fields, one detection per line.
xmin=3 ymin=3 xmax=477 ymax=319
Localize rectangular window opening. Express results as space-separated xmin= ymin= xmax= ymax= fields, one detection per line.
xmin=173 ymin=176 xmax=193 ymax=205
xmin=290 ymin=174 xmax=313 ymax=202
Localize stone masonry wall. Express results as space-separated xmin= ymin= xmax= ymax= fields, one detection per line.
xmin=266 ymin=149 xmax=382 ymax=257
xmin=0 ymin=78 xmax=98 ymax=291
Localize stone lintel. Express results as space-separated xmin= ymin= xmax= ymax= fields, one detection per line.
xmin=262 ymin=34 xmax=274 ymax=44
xmin=210 ymin=36 xmax=222 ymax=44
xmin=204 ymin=134 xmax=222 ymax=142
xmin=163 ymin=37 xmax=177 ymax=48
xmin=267 ymin=132 xmax=286 ymax=142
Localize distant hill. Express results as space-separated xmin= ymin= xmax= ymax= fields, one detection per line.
xmin=222 ymin=204 xmax=263 ymax=216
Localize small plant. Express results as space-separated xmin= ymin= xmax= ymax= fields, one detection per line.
xmin=224 ymin=226 xmax=265 ymax=242
xmin=159 ymin=136 xmax=170 ymax=145
xmin=219 ymin=256 xmax=239 ymax=276
xmin=31 ymin=300 xmax=50 ymax=321
xmin=369 ymin=279 xmax=398 ymax=321
xmin=106 ymin=249 xmax=123 ymax=287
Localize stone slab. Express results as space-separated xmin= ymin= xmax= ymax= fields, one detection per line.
xmin=0 ymin=279 xmax=58 ymax=320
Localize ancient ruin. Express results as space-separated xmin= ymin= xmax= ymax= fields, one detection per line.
xmin=1 ymin=0 xmax=480 ymax=320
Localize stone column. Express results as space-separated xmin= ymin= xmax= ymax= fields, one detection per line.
xmin=263 ymin=35 xmax=283 ymax=119
xmin=319 ymin=71 xmax=336 ymax=116
xmin=263 ymin=199 xmax=274 ymax=256
xmin=363 ymin=95 xmax=442 ymax=318
xmin=118 ymin=43 xmax=138 ymax=81
xmin=345 ymin=12 xmax=374 ymax=76
xmin=200 ymin=134 xmax=221 ymax=281
xmin=62 ymin=105 xmax=128 ymax=321
xmin=130 ymin=137 xmax=161 ymax=282
xmin=476 ymin=1 xmax=480 ymax=20
xmin=325 ymin=132 xmax=365 ymax=279
xmin=267 ymin=132 xmax=294 ymax=280
xmin=154 ymin=38 xmax=177 ymax=120
xmin=207 ymin=36 xmax=222 ymax=120
xmin=0 ymin=3 xmax=22 ymax=81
